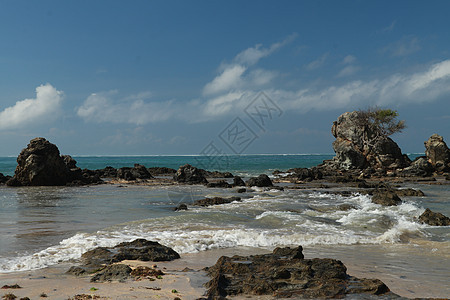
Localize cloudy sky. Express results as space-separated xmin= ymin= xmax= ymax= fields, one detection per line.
xmin=1 ymin=0 xmax=450 ymax=156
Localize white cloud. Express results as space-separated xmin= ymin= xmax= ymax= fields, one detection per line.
xmin=203 ymin=65 xmax=246 ymax=96
xmin=77 ymin=91 xmax=174 ymax=124
xmin=306 ymin=53 xmax=329 ymax=70
xmin=0 ymin=83 xmax=63 ymax=130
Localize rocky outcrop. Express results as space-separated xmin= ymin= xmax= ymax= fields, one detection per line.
xmin=401 ymin=157 xmax=433 ymax=177
xmin=90 ymin=264 xmax=132 ymax=282
xmin=0 ymin=173 xmax=11 ymax=184
xmin=207 ymin=180 xmax=232 ymax=188
xmin=424 ymin=134 xmax=450 ymax=172
xmin=371 ymin=190 xmax=402 ymax=206
xmin=246 ymin=174 xmax=273 ymax=187
xmin=6 ymin=138 xmax=102 ymax=186
xmin=202 ymin=170 xmax=234 ymax=178
xmin=67 ymin=239 xmax=180 ymax=276
xmin=147 ymin=167 xmax=176 ymax=176
xmin=327 ymin=111 xmax=409 ymax=171
xmin=232 ymin=176 xmax=245 ymax=186
xmin=173 ymin=164 xmax=208 ymax=184
xmin=204 ymin=246 xmax=394 ymax=298
xmin=193 ymin=196 xmax=241 ymax=207
xmin=117 ymin=164 xmax=153 ymax=181
xmin=419 ymin=208 xmax=450 ymax=226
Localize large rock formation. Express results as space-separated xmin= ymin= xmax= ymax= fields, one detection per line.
xmin=6 ymin=137 xmax=102 ymax=186
xmin=204 ymin=246 xmax=395 ymax=298
xmin=328 ymin=111 xmax=410 ymax=171
xmin=7 ymin=138 xmax=71 ymax=186
xmin=173 ymin=164 xmax=208 ymax=184
xmin=424 ymin=134 xmax=450 ymax=172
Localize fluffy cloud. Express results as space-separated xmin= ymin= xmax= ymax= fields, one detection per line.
xmin=0 ymin=84 xmax=63 ymax=130
xmin=203 ymin=35 xmax=296 ymax=96
xmin=77 ymin=91 xmax=174 ymax=124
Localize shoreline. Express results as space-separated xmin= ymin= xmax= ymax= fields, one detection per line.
xmin=1 ymin=243 xmax=449 ymax=299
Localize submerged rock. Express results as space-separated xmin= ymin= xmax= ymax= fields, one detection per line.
xmin=173 ymin=164 xmax=208 ymax=184
xmin=371 ymin=190 xmax=402 ymax=206
xmin=419 ymin=208 xmax=450 ymax=226
xmin=246 ymin=174 xmax=273 ymax=187
xmin=193 ymin=196 xmax=241 ymax=207
xmin=204 ymin=246 xmax=394 ymax=298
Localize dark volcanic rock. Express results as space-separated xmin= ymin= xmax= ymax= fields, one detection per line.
xmin=202 ymin=170 xmax=234 ymax=178
xmin=117 ymin=164 xmax=153 ymax=181
xmin=204 ymin=246 xmax=394 ymax=298
xmin=401 ymin=157 xmax=434 ymax=177
xmin=425 ymin=134 xmax=450 ymax=171
xmin=207 ymin=180 xmax=232 ymax=188
xmin=147 ymin=167 xmax=176 ymax=176
xmin=232 ymin=176 xmax=245 ymax=187
xmin=395 ymin=188 xmax=425 ymax=197
xmin=419 ymin=208 xmax=450 ymax=226
xmin=90 ymin=264 xmax=132 ymax=282
xmin=96 ymin=166 xmax=118 ymax=178
xmin=371 ymin=190 xmax=402 ymax=206
xmin=246 ymin=174 xmax=273 ymax=187
xmin=193 ymin=196 xmax=241 ymax=207
xmin=0 ymin=173 xmax=12 ymax=184
xmin=7 ymin=137 xmax=71 ymax=186
xmin=173 ymin=164 xmax=208 ymax=184
xmin=173 ymin=203 xmax=188 ymax=211
xmin=328 ymin=111 xmax=409 ymax=171
xmin=6 ymin=138 xmax=103 ymax=186
xmin=78 ymin=239 xmax=180 ymax=269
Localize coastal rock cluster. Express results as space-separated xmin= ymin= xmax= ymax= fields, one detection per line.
xmin=204 ymin=246 xmax=395 ymax=298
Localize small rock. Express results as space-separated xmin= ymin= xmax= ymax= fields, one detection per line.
xmin=173 ymin=203 xmax=188 ymax=211
xmin=206 ymin=180 xmax=232 ymax=188
xmin=236 ymin=188 xmax=246 ymax=193
xmin=193 ymin=197 xmax=241 ymax=207
xmin=246 ymin=174 xmax=273 ymax=187
xmin=372 ymin=190 xmax=402 ymax=206
xmin=419 ymin=208 xmax=450 ymax=226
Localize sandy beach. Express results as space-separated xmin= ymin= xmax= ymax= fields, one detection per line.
xmin=1 ymin=244 xmax=448 ymax=300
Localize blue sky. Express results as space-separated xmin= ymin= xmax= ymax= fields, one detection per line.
xmin=1 ymin=0 xmax=450 ymax=156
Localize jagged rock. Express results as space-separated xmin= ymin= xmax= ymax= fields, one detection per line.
xmin=193 ymin=197 xmax=241 ymax=207
xmin=95 ymin=166 xmax=118 ymax=178
xmin=0 ymin=173 xmax=11 ymax=184
xmin=173 ymin=203 xmax=188 ymax=211
xmin=147 ymin=167 xmax=176 ymax=176
xmin=232 ymin=176 xmax=245 ymax=187
xmin=117 ymin=164 xmax=153 ymax=180
xmin=90 ymin=264 xmax=132 ymax=282
xmin=202 ymin=170 xmax=234 ymax=178
xmin=204 ymin=246 xmax=394 ymax=298
xmin=419 ymin=208 xmax=450 ymax=226
xmin=65 ymin=266 xmax=87 ymax=276
xmin=173 ymin=164 xmax=208 ymax=184
xmin=395 ymin=188 xmax=425 ymax=197
xmin=7 ymin=138 xmax=71 ymax=186
xmin=207 ymin=180 xmax=232 ymax=188
xmin=425 ymin=134 xmax=450 ymax=172
xmin=401 ymin=157 xmax=434 ymax=177
xmin=246 ymin=174 xmax=273 ymax=187
xmin=130 ymin=266 xmax=164 ymax=278
xmin=77 ymin=239 xmax=180 ymax=269
xmin=372 ymin=190 xmax=402 ymax=206
xmin=329 ymin=111 xmax=409 ymax=171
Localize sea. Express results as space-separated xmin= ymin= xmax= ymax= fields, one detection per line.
xmin=0 ymin=154 xmax=449 ymax=298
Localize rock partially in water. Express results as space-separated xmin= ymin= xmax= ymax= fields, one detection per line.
xmin=395 ymin=188 xmax=425 ymax=197
xmin=193 ymin=196 xmax=241 ymax=207
xmin=246 ymin=174 xmax=273 ymax=187
xmin=117 ymin=164 xmax=153 ymax=181
xmin=173 ymin=164 xmax=208 ymax=184
xmin=232 ymin=176 xmax=246 ymax=187
xmin=0 ymin=173 xmax=11 ymax=184
xmin=419 ymin=208 xmax=450 ymax=226
xmin=371 ymin=190 xmax=402 ymax=206
xmin=147 ymin=167 xmax=177 ymax=176
xmin=90 ymin=264 xmax=132 ymax=282
xmin=204 ymin=246 xmax=394 ymax=298
xmin=173 ymin=203 xmax=188 ymax=211
xmin=207 ymin=180 xmax=232 ymax=188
